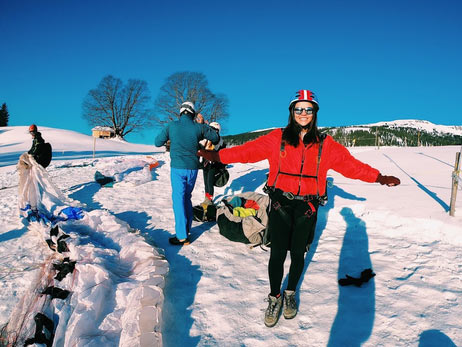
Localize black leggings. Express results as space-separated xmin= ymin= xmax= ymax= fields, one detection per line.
xmin=269 ymin=248 xmax=306 ymax=294
xmin=203 ymin=165 xmax=216 ymax=197
xmin=267 ymin=193 xmax=318 ymax=296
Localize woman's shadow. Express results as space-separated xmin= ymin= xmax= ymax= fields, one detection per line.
xmin=327 ymin=207 xmax=375 ymax=346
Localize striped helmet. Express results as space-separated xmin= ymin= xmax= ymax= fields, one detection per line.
xmin=288 ymin=90 xmax=319 ymax=110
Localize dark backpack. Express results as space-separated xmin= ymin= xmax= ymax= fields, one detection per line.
xmin=35 ymin=143 xmax=53 ymax=168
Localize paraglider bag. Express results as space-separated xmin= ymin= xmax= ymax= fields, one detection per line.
xmin=214 ymin=167 xmax=229 ymax=187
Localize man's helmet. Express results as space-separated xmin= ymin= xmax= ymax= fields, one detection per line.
xmin=180 ymin=101 xmax=196 ymax=115
xmin=209 ymin=122 xmax=221 ymax=132
xmin=29 ymin=124 xmax=38 ymax=133
xmin=288 ymin=90 xmax=319 ymax=110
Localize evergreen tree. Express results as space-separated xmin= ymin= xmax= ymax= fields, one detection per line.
xmin=0 ymin=103 xmax=9 ymax=126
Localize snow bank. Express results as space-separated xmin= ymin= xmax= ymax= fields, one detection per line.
xmin=2 ymin=153 xmax=168 ymax=346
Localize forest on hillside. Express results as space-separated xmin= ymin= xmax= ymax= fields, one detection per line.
xmin=223 ymin=125 xmax=462 ymax=147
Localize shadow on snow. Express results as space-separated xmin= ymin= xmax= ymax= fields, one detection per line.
xmin=418 ymin=330 xmax=457 ymax=347
xmin=327 ymin=207 xmax=375 ymax=346
xmin=383 ymin=153 xmax=449 ymax=212
xmin=113 ymin=210 xmax=210 ymax=347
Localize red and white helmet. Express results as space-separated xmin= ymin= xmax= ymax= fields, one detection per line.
xmin=289 ymin=90 xmax=319 ymax=110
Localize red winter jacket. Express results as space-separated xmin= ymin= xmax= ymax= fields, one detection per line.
xmin=219 ymin=129 xmax=380 ymax=196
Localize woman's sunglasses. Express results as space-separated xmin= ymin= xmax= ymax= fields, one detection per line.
xmin=294 ymin=107 xmax=314 ymax=115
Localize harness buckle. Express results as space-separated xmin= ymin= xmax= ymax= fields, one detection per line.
xmin=285 ymin=192 xmax=295 ymax=200
xmin=272 ymin=201 xmax=282 ymax=210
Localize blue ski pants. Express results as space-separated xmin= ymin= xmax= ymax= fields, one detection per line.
xmin=170 ymin=168 xmax=198 ymax=240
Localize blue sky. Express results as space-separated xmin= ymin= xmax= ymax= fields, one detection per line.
xmin=1 ymin=0 xmax=461 ymax=144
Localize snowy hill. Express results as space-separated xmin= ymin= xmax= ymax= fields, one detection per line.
xmin=0 ymin=126 xmax=156 ymax=167
xmin=365 ymin=119 xmax=462 ymax=136
xmin=325 ymin=119 xmax=462 ymax=147
xmin=1 ymin=126 xmax=462 ymax=346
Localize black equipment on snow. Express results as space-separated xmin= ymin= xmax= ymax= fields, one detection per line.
xmin=193 ymin=203 xmax=217 ymax=222
xmin=338 ymin=268 xmax=376 ymax=287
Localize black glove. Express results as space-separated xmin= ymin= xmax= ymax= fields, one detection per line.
xmin=197 ymin=149 xmax=221 ymax=163
xmin=338 ymin=268 xmax=376 ymax=287
xmin=376 ymin=173 xmax=400 ymax=186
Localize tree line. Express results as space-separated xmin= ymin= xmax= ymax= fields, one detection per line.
xmin=0 ymin=103 xmax=9 ymax=126
xmin=82 ymin=72 xmax=229 ymax=139
xmin=222 ymin=126 xmax=462 ymax=147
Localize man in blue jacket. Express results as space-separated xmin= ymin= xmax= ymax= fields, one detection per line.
xmin=155 ymin=101 xmax=220 ymax=245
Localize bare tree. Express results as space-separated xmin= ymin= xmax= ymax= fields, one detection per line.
xmin=82 ymin=75 xmax=152 ymax=138
xmin=154 ymin=71 xmax=229 ymax=124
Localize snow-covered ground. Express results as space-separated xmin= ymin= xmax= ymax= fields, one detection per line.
xmin=1 ymin=126 xmax=462 ymax=346
xmin=0 ymin=126 xmax=155 ymax=167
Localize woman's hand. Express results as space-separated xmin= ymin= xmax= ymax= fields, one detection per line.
xmin=197 ymin=149 xmax=221 ymax=163
xmin=376 ymin=174 xmax=400 ymax=186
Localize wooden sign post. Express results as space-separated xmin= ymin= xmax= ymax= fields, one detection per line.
xmin=449 ymin=151 xmax=461 ymax=216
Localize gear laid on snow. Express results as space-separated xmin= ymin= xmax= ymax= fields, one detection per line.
xmin=41 ymin=286 xmax=71 ymax=300
xmin=53 ymin=258 xmax=76 ymax=281
xmin=338 ymin=268 xmax=376 ymax=287
xmin=24 ymin=313 xmax=54 ymax=347
xmin=216 ymin=192 xmax=270 ymax=246
xmin=193 ymin=203 xmax=217 ymax=222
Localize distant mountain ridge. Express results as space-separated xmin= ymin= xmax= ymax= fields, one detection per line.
xmin=223 ymin=119 xmax=462 ymax=147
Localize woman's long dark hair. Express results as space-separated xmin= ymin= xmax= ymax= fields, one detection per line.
xmin=282 ymin=105 xmax=321 ymax=147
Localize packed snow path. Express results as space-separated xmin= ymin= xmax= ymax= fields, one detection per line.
xmin=1 ymin=145 xmax=461 ymax=346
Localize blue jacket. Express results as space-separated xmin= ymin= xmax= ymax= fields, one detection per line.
xmin=155 ymin=115 xmax=220 ymax=169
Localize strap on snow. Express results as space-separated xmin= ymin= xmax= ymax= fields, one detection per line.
xmin=53 ymin=257 xmax=76 ymax=281
xmin=24 ymin=313 xmax=54 ymax=347
xmin=41 ymin=286 xmax=71 ymax=300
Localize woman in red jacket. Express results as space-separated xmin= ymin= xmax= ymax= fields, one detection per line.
xmin=198 ymin=90 xmax=400 ymax=327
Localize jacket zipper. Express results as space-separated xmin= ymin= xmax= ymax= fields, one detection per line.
xmin=297 ymin=145 xmax=307 ymax=195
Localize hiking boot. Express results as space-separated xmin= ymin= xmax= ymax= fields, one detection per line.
xmin=264 ymin=294 xmax=283 ymax=327
xmin=168 ymin=236 xmax=191 ymax=246
xmin=283 ymin=290 xmax=297 ymax=319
